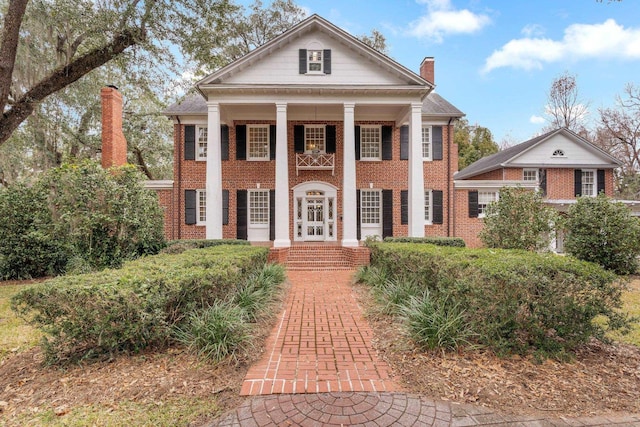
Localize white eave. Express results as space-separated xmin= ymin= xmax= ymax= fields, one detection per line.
xmin=454 ymin=180 xmax=539 ymax=189
xmin=198 ymin=84 xmax=430 ymax=99
xmin=144 ymin=180 xmax=174 ymax=190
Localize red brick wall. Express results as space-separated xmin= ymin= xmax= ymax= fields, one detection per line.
xmin=100 ymin=87 xmax=128 ymax=169
xmin=155 ymin=188 xmax=175 ymax=240
xmin=469 ymin=169 xmax=502 ymax=180
xmin=453 ymin=189 xmax=484 ymax=248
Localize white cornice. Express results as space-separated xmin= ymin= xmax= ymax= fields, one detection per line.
xmin=454 ymin=180 xmax=539 ymax=189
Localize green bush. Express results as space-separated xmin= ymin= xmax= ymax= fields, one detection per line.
xmin=382 ymin=236 xmax=466 ymax=247
xmin=161 ymin=239 xmax=250 ymax=254
xmin=565 ymin=193 xmax=640 ymax=275
xmin=479 ymin=187 xmax=557 ymax=251
xmin=363 ymin=242 xmax=628 ymax=357
xmin=11 ymin=245 xmax=269 ymax=363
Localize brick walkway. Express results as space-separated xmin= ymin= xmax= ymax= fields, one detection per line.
xmin=240 ymin=270 xmax=397 ymax=396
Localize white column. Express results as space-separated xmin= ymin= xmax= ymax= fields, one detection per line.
xmin=409 ymin=102 xmax=425 ymax=237
xmin=206 ymin=102 xmax=223 ymax=239
xmin=342 ymin=102 xmax=358 ymax=247
xmin=273 ymin=102 xmax=291 ymax=248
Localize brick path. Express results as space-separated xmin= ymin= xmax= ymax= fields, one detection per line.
xmin=240 ymin=270 xmax=397 ymax=396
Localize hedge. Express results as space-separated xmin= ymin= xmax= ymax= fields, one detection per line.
xmin=367 ymin=242 xmax=627 ymax=356
xmin=11 ymin=245 xmax=268 ymax=363
xmin=382 ymin=236 xmax=466 ymax=247
xmin=161 ymin=239 xmax=250 ymax=254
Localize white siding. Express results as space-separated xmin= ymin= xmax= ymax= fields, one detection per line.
xmin=225 ymin=32 xmax=407 ymax=86
xmin=511 ymin=134 xmax=609 ymax=166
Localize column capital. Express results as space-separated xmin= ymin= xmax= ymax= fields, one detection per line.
xmin=206 ymin=102 xmax=220 ymax=112
xmin=343 ymin=102 xmax=356 ymax=110
xmin=410 ymin=102 xmax=423 ymax=112
xmin=275 ymin=102 xmax=287 ymax=112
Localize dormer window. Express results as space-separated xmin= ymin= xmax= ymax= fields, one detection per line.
xmin=552 ymin=149 xmax=565 ymax=157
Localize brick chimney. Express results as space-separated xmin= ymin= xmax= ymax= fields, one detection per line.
xmin=420 ymin=57 xmax=435 ymax=85
xmin=101 ymin=86 xmax=128 ymax=168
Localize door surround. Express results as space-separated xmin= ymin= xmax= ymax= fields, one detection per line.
xmin=293 ymin=181 xmax=338 ymax=242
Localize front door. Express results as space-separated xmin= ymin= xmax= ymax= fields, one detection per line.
xmin=305 ymin=197 xmax=325 ymax=241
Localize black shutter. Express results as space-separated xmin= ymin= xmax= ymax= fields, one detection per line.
xmin=221 ymin=125 xmax=229 ymax=160
xmin=355 ymin=126 xmax=361 ymax=160
xmin=326 ymin=125 xmax=336 ymax=153
xmin=269 ymin=190 xmax=275 ymax=241
xmin=432 ymin=190 xmax=443 ymax=225
xmin=574 ymin=169 xmax=582 ymax=197
xmin=382 ymin=190 xmax=393 ymax=238
xmin=269 ymin=125 xmax=276 ymax=160
xmin=222 ymin=190 xmax=229 ymax=225
xmin=299 ymin=49 xmax=307 ymax=74
xmin=184 ymin=125 xmax=196 ymax=160
xmin=185 ymin=190 xmax=196 ymax=225
xmin=400 ymin=125 xmax=409 ymax=160
xmin=468 ymin=190 xmax=479 ymax=218
xmin=432 ymin=126 xmax=443 ymax=160
xmin=236 ymin=125 xmax=246 ymax=160
xmin=294 ymin=125 xmax=305 ymax=153
xmin=381 ymin=126 xmax=393 ymax=160
xmin=597 ymin=169 xmax=605 ymax=194
xmin=323 ymin=49 xmax=331 ymax=74
xmin=401 ymin=190 xmax=408 ymax=225
xmin=539 ymin=169 xmax=547 ymax=197
xmin=356 ymin=189 xmax=361 ymax=241
xmin=236 ymin=190 xmax=247 ymax=240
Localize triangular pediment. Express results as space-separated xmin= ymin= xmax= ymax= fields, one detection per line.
xmin=198 ymin=14 xmax=430 ymax=89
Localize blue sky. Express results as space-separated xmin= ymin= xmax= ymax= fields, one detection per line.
xmin=261 ymin=0 xmax=640 ymax=145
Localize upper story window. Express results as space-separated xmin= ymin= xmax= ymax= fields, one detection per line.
xmin=422 ymin=126 xmax=432 ymax=160
xmin=197 ymin=126 xmax=208 ymax=160
xmin=582 ymin=169 xmax=596 ymax=196
xmin=360 ymin=125 xmax=381 ymax=160
xmin=305 ymin=125 xmax=325 ymax=153
xmin=552 ymin=149 xmax=565 ymax=157
xmin=523 ymin=168 xmax=538 ymax=181
xmin=478 ymin=191 xmax=498 ymax=218
xmin=308 ymin=50 xmax=323 ymax=72
xmin=248 ymin=125 xmax=269 ymax=160
xmin=299 ymin=49 xmax=331 ymax=75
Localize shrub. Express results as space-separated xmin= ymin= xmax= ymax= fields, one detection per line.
xmin=161 ymin=239 xmax=250 ymax=254
xmin=11 ymin=245 xmax=269 ymax=363
xmin=565 ymin=193 xmax=640 ymax=274
xmin=364 ymin=242 xmax=628 ymax=357
xmin=479 ymin=187 xmax=557 ymax=251
xmin=382 ymin=236 xmax=466 ymax=247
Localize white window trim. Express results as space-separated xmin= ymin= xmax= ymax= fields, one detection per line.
xmin=307 ymin=49 xmax=324 ymax=74
xmin=196 ymin=189 xmax=206 ymax=225
xmin=247 ymin=124 xmax=270 ymax=161
xmin=360 ymin=189 xmax=382 ymax=225
xmin=523 ymin=168 xmax=538 ymax=182
xmin=196 ymin=126 xmax=208 ymax=161
xmin=248 ymin=189 xmax=270 ymax=228
xmin=478 ymin=191 xmax=499 ymax=219
xmin=359 ymin=125 xmax=382 ymax=161
xmin=422 ymin=125 xmax=432 ymax=161
xmin=304 ymin=125 xmax=326 ymax=153
xmin=581 ymin=169 xmax=597 ymax=197
xmin=424 ymin=189 xmax=432 ymax=225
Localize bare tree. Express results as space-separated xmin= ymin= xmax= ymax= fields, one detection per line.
xmin=544 ymin=71 xmax=589 ymax=132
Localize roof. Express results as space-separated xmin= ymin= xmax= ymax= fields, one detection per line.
xmin=422 ymin=92 xmax=464 ymax=117
xmin=164 ymin=94 xmax=206 ymax=115
xmin=454 ymin=127 xmax=621 ymax=180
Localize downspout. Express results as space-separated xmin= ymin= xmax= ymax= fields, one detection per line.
xmin=176 ymin=116 xmax=182 ymax=240
xmin=447 ymin=117 xmax=452 ymax=237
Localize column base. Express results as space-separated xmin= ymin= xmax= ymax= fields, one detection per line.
xmin=341 ymin=238 xmax=359 ymax=247
xmin=273 ymin=239 xmax=291 ymax=248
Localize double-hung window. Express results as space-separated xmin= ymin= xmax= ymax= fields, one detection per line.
xmin=305 ymin=125 xmax=325 ymax=152
xmin=422 ymin=126 xmax=432 ymax=160
xmin=581 ymin=169 xmax=596 ymax=197
xmin=361 ymin=190 xmax=381 ymax=225
xmin=478 ymin=191 xmax=498 ymax=217
xmin=424 ymin=190 xmax=432 ymax=224
xmin=360 ymin=126 xmax=381 ymax=160
xmin=249 ymin=190 xmax=269 ymax=225
xmin=308 ymin=50 xmax=323 ymax=72
xmin=196 ymin=189 xmax=206 ymax=225
xmin=523 ymin=168 xmax=538 ymax=181
xmin=247 ymin=125 xmax=269 ymax=160
xmin=197 ymin=126 xmax=208 ymax=160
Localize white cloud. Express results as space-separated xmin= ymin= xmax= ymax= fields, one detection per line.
xmin=530 ymin=115 xmax=545 ymax=124
xmin=408 ymin=0 xmax=491 ymax=43
xmin=483 ymin=19 xmax=640 ymax=73
xmin=521 ymin=24 xmax=545 ymax=38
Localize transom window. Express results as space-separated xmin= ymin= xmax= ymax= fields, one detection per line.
xmin=582 ymin=170 xmax=596 ymax=196
xmin=422 ymin=126 xmax=432 ymax=160
xmin=360 ymin=126 xmax=381 ymax=160
xmin=523 ymin=168 xmax=538 ymax=181
xmin=197 ymin=126 xmax=208 ymax=160
xmin=249 ymin=190 xmax=269 ymax=225
xmin=552 ymin=149 xmax=565 ymax=157
xmin=424 ymin=189 xmax=432 ymax=224
xmin=361 ymin=190 xmax=381 ymax=225
xmin=305 ymin=125 xmax=325 ymax=153
xmin=196 ymin=189 xmax=206 ymax=225
xmin=478 ymin=191 xmax=498 ymax=217
xmin=308 ymin=50 xmax=323 ymax=72
xmin=248 ymin=125 xmax=269 ymax=160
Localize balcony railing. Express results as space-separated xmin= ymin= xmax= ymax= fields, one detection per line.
xmin=296 ymin=153 xmax=335 ymax=176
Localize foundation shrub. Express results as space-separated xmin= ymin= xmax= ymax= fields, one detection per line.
xmin=11 ymin=245 xmax=268 ymax=364
xmin=161 ymin=239 xmax=250 ymax=254
xmin=382 ymin=236 xmax=466 ymax=247
xmin=366 ymin=242 xmax=627 ymax=356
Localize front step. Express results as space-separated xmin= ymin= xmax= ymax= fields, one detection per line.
xmin=272 ymin=245 xmax=370 ymax=271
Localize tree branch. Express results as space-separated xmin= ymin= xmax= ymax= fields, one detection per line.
xmin=133 ymin=146 xmax=154 ymax=179
xmin=0 ymin=29 xmax=141 ymax=146
xmin=0 ymin=0 xmax=29 ymax=113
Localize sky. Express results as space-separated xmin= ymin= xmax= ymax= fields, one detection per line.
xmin=241 ymin=0 xmax=640 ymax=145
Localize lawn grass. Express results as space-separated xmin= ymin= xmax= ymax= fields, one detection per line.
xmin=12 ymin=397 xmax=222 ymax=427
xmin=0 ymin=284 xmax=41 ymax=361
xmin=607 ymin=280 xmax=640 ymax=346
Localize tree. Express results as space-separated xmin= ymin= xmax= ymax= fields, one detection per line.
xmin=564 ymin=193 xmax=640 ymax=275
xmin=479 ymin=187 xmax=557 ymax=251
xmin=359 ymin=29 xmax=388 ymax=54
xmin=455 ymin=118 xmax=499 ymax=170
xmin=544 ymin=71 xmax=589 ymax=133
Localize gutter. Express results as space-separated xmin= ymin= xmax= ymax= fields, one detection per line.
xmin=447 ymin=117 xmax=452 ymax=237
xmin=176 ymin=115 xmax=182 ymax=240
